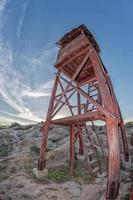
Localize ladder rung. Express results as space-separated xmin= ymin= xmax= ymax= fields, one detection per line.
xmin=92 ymin=167 xmax=100 ymax=173
xmin=90 ymin=94 xmax=98 ymax=98
xmin=89 ymin=88 xmax=97 ymax=92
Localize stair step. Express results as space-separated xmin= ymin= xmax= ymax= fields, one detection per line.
xmin=84 ymin=140 xmax=92 ymax=143
xmin=90 ymin=159 xmax=98 ymax=164
xmin=87 ymin=151 xmax=93 ymax=156
xmin=92 ymin=167 xmax=100 ymax=173
xmin=84 ymin=140 xmax=92 ymax=146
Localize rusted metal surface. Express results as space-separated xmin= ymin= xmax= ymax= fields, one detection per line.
xmin=77 ymin=92 xmax=84 ymax=155
xmin=38 ymin=25 xmax=129 ymax=199
xmin=38 ymin=73 xmax=59 ymax=170
xmin=131 ymin=133 xmax=133 ymax=146
xmin=130 ymin=186 xmax=133 ymax=200
xmin=70 ymin=124 xmax=76 ymax=175
xmin=51 ymin=111 xmax=105 ymax=125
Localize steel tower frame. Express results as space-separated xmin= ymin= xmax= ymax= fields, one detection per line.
xmin=38 ymin=25 xmax=129 ymax=199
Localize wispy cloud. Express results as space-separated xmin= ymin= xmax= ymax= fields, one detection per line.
xmin=0 ymin=0 xmax=7 ymax=34
xmin=0 ymin=45 xmax=31 ymax=113
xmin=0 ymin=37 xmax=57 ymax=123
xmin=0 ymin=111 xmax=40 ymax=124
xmin=17 ymin=1 xmax=30 ymax=38
xmin=31 ymin=45 xmax=57 ymax=75
xmin=1 ymin=111 xmax=41 ymax=123
xmin=0 ymin=1 xmax=57 ymax=124
xmin=0 ymin=115 xmax=16 ymax=125
xmin=0 ymin=0 xmax=7 ymax=15
xmin=22 ymin=80 xmax=53 ymax=98
xmin=0 ymin=44 xmax=54 ymax=122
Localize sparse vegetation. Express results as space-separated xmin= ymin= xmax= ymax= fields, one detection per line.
xmin=48 ymin=166 xmax=70 ymax=182
xmin=0 ymin=170 xmax=10 ymax=181
xmin=0 ymin=155 xmax=36 ymax=182
xmin=0 ymin=121 xmax=9 ymax=129
xmin=75 ymin=160 xmax=94 ymax=183
xmin=21 ymin=193 xmax=33 ymax=199
xmin=0 ymin=125 xmax=8 ymax=129
xmin=0 ymin=122 xmax=132 ymax=199
xmin=125 ymin=121 xmax=133 ymax=128
xmin=0 ymin=161 xmax=10 ymax=181
xmin=47 ymin=161 xmax=94 ymax=183
xmin=9 ymin=122 xmax=34 ymax=130
xmin=0 ymin=145 xmax=8 ymax=156
xmin=9 ymin=122 xmax=20 ymax=128
xmin=30 ymin=145 xmax=40 ymax=155
xmin=23 ymin=156 xmax=36 ymax=178
xmin=123 ymin=194 xmax=130 ymax=200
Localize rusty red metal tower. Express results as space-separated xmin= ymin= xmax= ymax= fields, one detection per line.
xmin=38 ymin=25 xmax=129 ymax=199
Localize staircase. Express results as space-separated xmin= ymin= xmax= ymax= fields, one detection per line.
xmin=79 ymin=125 xmax=102 ymax=175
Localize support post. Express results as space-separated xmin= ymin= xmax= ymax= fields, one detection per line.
xmin=90 ymin=49 xmax=121 ymax=199
xmin=70 ymin=124 xmax=76 ymax=175
xmin=77 ymin=91 xmax=84 ymax=155
xmin=106 ymin=119 xmax=120 ymax=199
xmin=38 ymin=72 xmax=59 ymax=170
xmin=120 ymin=121 xmax=129 ymax=161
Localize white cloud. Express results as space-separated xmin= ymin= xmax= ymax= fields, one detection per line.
xmin=124 ymin=117 xmax=133 ymax=123
xmin=31 ymin=46 xmax=57 ymax=74
xmin=22 ymin=80 xmax=53 ymax=98
xmin=0 ymin=0 xmax=7 ymax=34
xmin=32 ymin=47 xmax=56 ymax=65
xmin=1 ymin=111 xmax=42 ymax=122
xmin=0 ymin=45 xmax=28 ymax=112
xmin=22 ymin=91 xmax=50 ymax=98
xmin=17 ymin=1 xmax=30 ymax=38
xmin=0 ymin=115 xmax=16 ymax=124
xmin=0 ymin=43 xmax=56 ymax=123
xmin=0 ymin=112 xmax=39 ymax=125
xmin=0 ymin=0 xmax=7 ymax=15
xmin=0 ymin=2 xmax=56 ymax=124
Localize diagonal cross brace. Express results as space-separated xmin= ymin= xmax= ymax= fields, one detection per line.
xmin=58 ymin=78 xmax=74 ymax=116
xmin=57 ymin=74 xmax=119 ymax=123
xmin=42 ymin=50 xmax=92 ymax=128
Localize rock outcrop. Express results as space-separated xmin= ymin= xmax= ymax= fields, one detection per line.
xmin=0 ymin=122 xmax=132 ymax=200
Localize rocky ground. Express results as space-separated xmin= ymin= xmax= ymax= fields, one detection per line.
xmin=0 ymin=122 xmax=132 ymax=200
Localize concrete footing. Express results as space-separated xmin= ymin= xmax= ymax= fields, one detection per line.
xmin=33 ymin=168 xmax=48 ymax=178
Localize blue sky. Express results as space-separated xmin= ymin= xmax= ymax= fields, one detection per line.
xmin=0 ymin=0 xmax=133 ymax=124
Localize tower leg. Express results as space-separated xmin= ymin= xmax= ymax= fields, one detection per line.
xmin=70 ymin=124 xmax=76 ymax=175
xmin=90 ymin=50 xmax=122 ymax=198
xmin=106 ymin=118 xmax=120 ymax=199
xmin=78 ymin=133 xmax=84 ymax=155
xmin=77 ymin=92 xmax=84 ymax=155
xmin=38 ymin=73 xmax=59 ymax=170
xmin=38 ymin=125 xmax=49 ymax=170
xmin=120 ymin=120 xmax=129 ymax=161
